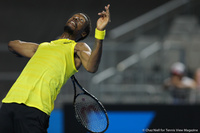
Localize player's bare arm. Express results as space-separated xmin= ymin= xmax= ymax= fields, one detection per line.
xmin=75 ymin=4 xmax=110 ymax=73
xmin=8 ymin=40 xmax=39 ymax=58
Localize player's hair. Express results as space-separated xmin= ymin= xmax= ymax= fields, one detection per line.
xmin=77 ymin=13 xmax=92 ymax=42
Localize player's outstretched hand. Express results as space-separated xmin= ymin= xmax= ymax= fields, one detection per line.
xmin=96 ymin=4 xmax=111 ymax=31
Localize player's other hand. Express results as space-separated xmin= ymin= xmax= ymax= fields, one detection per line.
xmin=96 ymin=4 xmax=111 ymax=31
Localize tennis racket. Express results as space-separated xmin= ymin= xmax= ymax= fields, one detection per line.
xmin=71 ymin=75 xmax=109 ymax=133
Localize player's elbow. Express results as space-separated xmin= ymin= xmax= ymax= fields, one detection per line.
xmin=87 ymin=69 xmax=97 ymax=73
xmin=8 ymin=40 xmax=15 ymax=52
xmin=8 ymin=40 xmax=24 ymax=57
xmin=8 ymin=40 xmax=20 ymax=50
xmin=86 ymin=67 xmax=98 ymax=73
xmin=8 ymin=40 xmax=20 ymax=46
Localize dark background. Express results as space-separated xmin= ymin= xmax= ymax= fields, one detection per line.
xmin=0 ymin=0 xmax=170 ymax=43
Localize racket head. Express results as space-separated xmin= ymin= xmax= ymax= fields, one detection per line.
xmin=74 ymin=93 xmax=109 ymax=133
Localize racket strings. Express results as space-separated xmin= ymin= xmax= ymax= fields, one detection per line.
xmin=75 ymin=94 xmax=108 ymax=132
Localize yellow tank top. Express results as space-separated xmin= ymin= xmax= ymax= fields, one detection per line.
xmin=2 ymin=39 xmax=78 ymax=115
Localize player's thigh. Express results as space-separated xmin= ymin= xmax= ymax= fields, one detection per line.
xmin=13 ymin=104 xmax=49 ymax=133
xmin=0 ymin=104 xmax=14 ymax=133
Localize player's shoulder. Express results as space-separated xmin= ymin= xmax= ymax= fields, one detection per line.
xmin=76 ymin=42 xmax=87 ymax=46
xmin=76 ymin=42 xmax=91 ymax=51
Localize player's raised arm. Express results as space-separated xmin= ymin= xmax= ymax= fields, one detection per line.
xmin=76 ymin=4 xmax=111 ymax=73
xmin=8 ymin=40 xmax=39 ymax=58
xmin=96 ymin=4 xmax=111 ymax=31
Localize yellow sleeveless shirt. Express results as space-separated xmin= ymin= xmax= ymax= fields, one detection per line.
xmin=2 ymin=39 xmax=78 ymax=115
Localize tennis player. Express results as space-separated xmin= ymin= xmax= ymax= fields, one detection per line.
xmin=0 ymin=4 xmax=110 ymax=133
